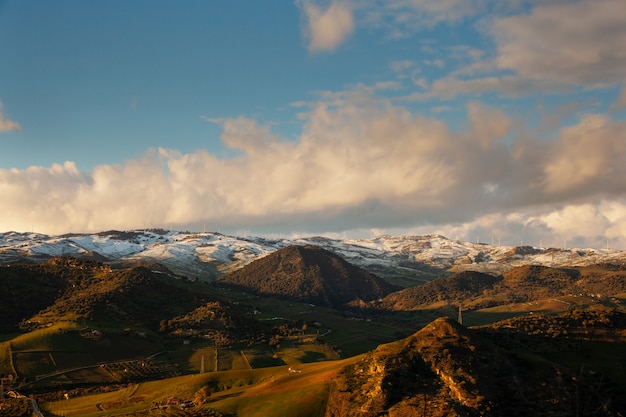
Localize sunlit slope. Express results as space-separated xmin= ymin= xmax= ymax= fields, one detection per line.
xmin=41 ymin=357 xmax=361 ymax=417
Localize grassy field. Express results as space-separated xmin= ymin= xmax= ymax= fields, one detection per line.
xmin=10 ymin=322 xmax=84 ymax=352
xmin=463 ymin=296 xmax=608 ymax=327
xmin=213 ymin=286 xmax=427 ymax=358
xmin=40 ymin=357 xmax=362 ymax=417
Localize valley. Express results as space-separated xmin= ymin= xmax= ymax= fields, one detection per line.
xmin=1 ymin=230 xmax=626 ymax=416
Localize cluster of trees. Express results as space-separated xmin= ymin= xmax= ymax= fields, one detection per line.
xmin=0 ymin=397 xmax=31 ymax=417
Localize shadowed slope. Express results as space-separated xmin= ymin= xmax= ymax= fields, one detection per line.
xmin=217 ymin=245 xmax=400 ymax=309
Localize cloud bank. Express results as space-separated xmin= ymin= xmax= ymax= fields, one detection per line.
xmin=2 ymin=90 xmax=625 ymax=248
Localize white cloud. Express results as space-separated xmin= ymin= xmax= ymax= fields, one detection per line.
xmin=542 ymin=114 xmax=626 ymax=196
xmin=298 ymin=0 xmax=355 ymax=53
xmin=492 ymin=0 xmax=626 ymax=86
xmin=0 ymin=101 xmax=22 ymax=132
xmin=2 ymin=89 xmax=626 ymax=248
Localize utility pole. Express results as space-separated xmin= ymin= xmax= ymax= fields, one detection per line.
xmin=458 ymin=305 xmax=463 ymax=325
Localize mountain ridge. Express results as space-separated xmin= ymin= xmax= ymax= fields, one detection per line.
xmin=326 ymin=315 xmax=626 ymax=416
xmin=2 ymin=229 xmax=625 ymax=285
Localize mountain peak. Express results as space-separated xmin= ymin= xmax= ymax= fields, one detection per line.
xmin=217 ymin=244 xmax=399 ymax=308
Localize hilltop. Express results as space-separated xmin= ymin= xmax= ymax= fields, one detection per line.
xmin=217 ymin=245 xmax=399 ymax=309
xmin=326 ymin=315 xmax=626 ymax=416
xmin=0 ymin=257 xmax=273 ymax=355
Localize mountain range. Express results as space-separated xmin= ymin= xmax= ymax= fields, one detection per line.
xmin=2 ymin=229 xmax=625 ymax=285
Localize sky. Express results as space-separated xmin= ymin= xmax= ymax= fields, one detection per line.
xmin=1 ymin=0 xmax=626 ymax=249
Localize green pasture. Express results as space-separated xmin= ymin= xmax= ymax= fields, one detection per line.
xmin=273 ymin=342 xmax=339 ymax=365
xmin=1 ymin=322 xmax=165 ymax=387
xmin=215 ymin=378 xmax=329 ymax=417
xmin=9 ymin=322 xmax=84 ymax=352
xmin=168 ymin=337 xmax=340 ymax=377
xmin=206 ymin=286 xmax=423 ymax=358
xmin=463 ymin=296 xmax=607 ymax=327
xmin=41 ymin=357 xmax=361 ymax=417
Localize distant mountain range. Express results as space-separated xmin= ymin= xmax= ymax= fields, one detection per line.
xmin=2 ymin=229 xmax=625 ymax=285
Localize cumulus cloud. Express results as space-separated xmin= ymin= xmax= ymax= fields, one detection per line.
xmin=542 ymin=114 xmax=626 ymax=196
xmin=0 ymin=101 xmax=22 ymax=132
xmin=492 ymin=0 xmax=626 ymax=86
xmin=400 ymin=199 xmax=626 ymax=250
xmin=2 ymin=88 xmax=626 ymax=247
xmin=298 ymin=0 xmax=355 ymax=53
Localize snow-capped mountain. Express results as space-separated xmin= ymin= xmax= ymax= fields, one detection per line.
xmin=1 ymin=229 xmax=624 ymax=284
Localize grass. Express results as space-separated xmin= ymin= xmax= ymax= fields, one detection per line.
xmin=2 ymin=322 xmax=165 ymax=386
xmin=541 ymin=339 xmax=626 ymax=387
xmin=463 ymin=296 xmax=607 ymax=327
xmin=0 ymin=341 xmax=15 ymax=375
xmin=40 ymin=357 xmax=362 ymax=417
xmin=208 ymin=286 xmax=422 ymax=358
xmin=187 ymin=346 xmax=218 ymax=373
xmin=217 ymin=348 xmax=250 ymax=371
xmin=273 ymin=342 xmax=339 ymax=365
xmin=10 ymin=322 xmax=85 ymax=352
xmin=13 ymin=351 xmax=57 ymax=376
xmin=197 ymin=358 xmax=360 ymax=417
xmin=217 ymin=379 xmax=329 ymax=417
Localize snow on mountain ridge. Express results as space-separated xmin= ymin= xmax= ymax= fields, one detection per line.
xmin=1 ymin=230 xmax=625 ymax=283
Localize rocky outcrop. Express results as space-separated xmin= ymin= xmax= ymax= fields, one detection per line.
xmin=325 ymin=317 xmax=625 ymax=416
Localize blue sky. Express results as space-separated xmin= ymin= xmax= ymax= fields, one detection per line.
xmin=1 ymin=0 xmax=626 ymax=249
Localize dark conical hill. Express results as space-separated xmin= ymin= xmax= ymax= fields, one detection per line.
xmin=217 ymin=245 xmax=399 ymax=309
